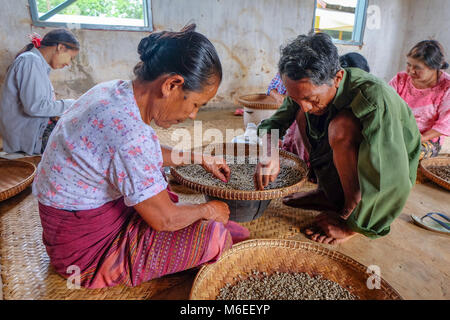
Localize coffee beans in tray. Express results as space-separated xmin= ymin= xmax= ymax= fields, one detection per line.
xmin=428 ymin=165 xmax=450 ymax=182
xmin=216 ymin=270 xmax=357 ymax=300
xmin=175 ymin=157 xmax=303 ymax=191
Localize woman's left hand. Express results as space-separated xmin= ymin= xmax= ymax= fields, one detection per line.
xmin=201 ymin=155 xmax=231 ymax=183
xmin=421 ymin=129 xmax=442 ymax=142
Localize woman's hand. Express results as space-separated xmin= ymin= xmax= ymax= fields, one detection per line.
xmin=201 ymin=154 xmax=231 ymax=183
xmin=421 ymin=129 xmax=442 ymax=142
xmin=254 ymin=133 xmax=280 ymax=190
xmin=203 ymin=200 xmax=230 ymax=224
xmin=253 ymin=156 xmax=280 ymax=190
xmin=269 ymin=89 xmax=286 ymax=105
xmin=135 ymin=190 xmax=230 ymax=231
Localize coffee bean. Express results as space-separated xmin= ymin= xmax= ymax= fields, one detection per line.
xmin=216 ymin=270 xmax=357 ymax=300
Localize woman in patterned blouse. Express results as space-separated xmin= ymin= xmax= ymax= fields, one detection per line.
xmin=32 ymin=24 xmax=248 ymax=288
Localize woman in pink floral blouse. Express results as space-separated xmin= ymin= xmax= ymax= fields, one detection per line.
xmin=32 ymin=24 xmax=249 ymax=289
xmin=389 ymin=40 xmax=450 ymax=159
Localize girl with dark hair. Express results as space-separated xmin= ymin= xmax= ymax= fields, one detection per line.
xmin=32 ymin=24 xmax=248 ymax=289
xmin=0 ymin=29 xmax=80 ymax=155
xmin=389 ymin=40 xmax=449 ymax=159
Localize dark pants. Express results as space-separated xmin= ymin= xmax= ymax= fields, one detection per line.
xmin=308 ymin=134 xmax=345 ymax=210
xmin=40 ymin=117 xmax=58 ymax=153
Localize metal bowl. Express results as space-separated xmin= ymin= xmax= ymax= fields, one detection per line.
xmin=204 ymin=195 xmax=271 ymax=222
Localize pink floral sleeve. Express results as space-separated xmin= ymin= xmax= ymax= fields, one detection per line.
xmin=388 ymin=74 xmax=398 ymax=91
xmin=110 ymin=134 xmax=167 ymax=207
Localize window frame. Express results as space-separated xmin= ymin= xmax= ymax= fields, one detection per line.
xmin=28 ymin=0 xmax=153 ymax=32
xmin=312 ymin=0 xmax=368 ymax=46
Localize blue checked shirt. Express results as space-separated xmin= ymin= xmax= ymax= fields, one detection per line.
xmin=266 ymin=73 xmax=287 ymax=95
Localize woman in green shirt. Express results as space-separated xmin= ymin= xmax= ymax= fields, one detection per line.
xmin=255 ymin=33 xmax=421 ymax=244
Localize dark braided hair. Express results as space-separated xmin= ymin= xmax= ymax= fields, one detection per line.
xmin=133 ymin=24 xmax=222 ymax=92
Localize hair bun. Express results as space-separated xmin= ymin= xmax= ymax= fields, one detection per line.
xmin=441 ymin=61 xmax=449 ymax=70
xmin=137 ymin=34 xmax=161 ymax=62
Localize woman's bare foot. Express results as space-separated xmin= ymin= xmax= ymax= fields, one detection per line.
xmin=303 ymin=212 xmax=356 ymax=245
xmin=282 ymin=189 xmax=338 ymax=211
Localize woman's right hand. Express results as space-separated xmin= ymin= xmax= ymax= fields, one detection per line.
xmin=204 ymin=200 xmax=230 ymax=224
xmin=253 ymin=157 xmax=280 ymax=190
xmin=201 ymin=154 xmax=231 ymax=183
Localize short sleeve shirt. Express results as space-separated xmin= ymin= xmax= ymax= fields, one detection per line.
xmin=32 ymin=80 xmax=168 ymax=210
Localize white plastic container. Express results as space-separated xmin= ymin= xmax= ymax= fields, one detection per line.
xmin=232 ymin=122 xmax=261 ymax=145
xmin=237 ymin=93 xmax=281 ymax=128
xmin=243 ymin=107 xmax=278 ymax=128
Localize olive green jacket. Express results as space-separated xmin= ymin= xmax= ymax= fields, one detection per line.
xmin=258 ymin=68 xmax=421 ymax=238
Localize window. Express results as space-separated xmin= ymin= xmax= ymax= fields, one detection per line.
xmin=28 ymin=0 xmax=152 ymax=31
xmin=313 ymin=0 xmax=368 ymax=45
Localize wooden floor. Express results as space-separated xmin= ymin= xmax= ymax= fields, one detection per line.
xmin=155 ymin=108 xmax=450 ymax=300
xmin=148 ymin=182 xmax=450 ymax=300
xmin=0 ymin=107 xmax=449 ymax=300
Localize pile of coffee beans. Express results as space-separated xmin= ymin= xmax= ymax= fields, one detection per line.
xmin=428 ymin=165 xmax=450 ymax=182
xmin=216 ymin=270 xmax=357 ymax=300
xmin=176 ymin=157 xmax=303 ymax=191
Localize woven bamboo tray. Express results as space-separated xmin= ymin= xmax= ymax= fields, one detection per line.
xmin=419 ymin=154 xmax=450 ymax=191
xmin=0 ymin=160 xmax=36 ymax=202
xmin=237 ymin=93 xmax=281 ymax=110
xmin=190 ymin=239 xmax=402 ymax=300
xmin=170 ymin=143 xmax=308 ymax=200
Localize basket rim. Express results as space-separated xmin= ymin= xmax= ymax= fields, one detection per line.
xmin=237 ymin=93 xmax=281 ymax=110
xmin=189 ymin=238 xmax=403 ymax=300
xmin=170 ymin=143 xmax=308 ymax=200
xmin=419 ymin=154 xmax=450 ymax=191
xmin=0 ymin=160 xmax=37 ymax=202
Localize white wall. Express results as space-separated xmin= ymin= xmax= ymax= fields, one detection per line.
xmin=398 ymin=0 xmax=450 ymax=75
xmin=0 ymin=0 xmax=448 ymax=104
xmin=151 ymin=0 xmax=316 ymax=103
xmin=337 ymin=0 xmax=411 ymax=81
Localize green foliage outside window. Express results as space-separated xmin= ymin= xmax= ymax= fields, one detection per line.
xmin=36 ymin=0 xmax=144 ymax=20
